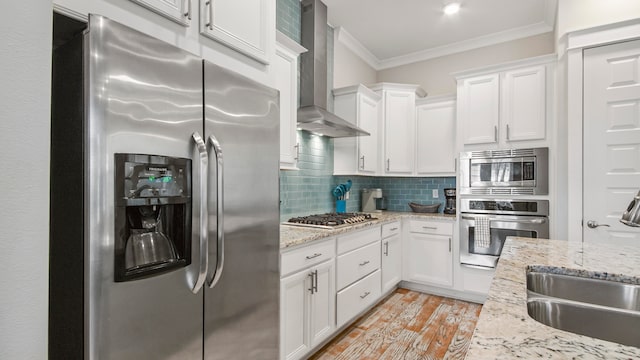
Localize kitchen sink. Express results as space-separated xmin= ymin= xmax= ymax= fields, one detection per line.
xmin=527 ymin=271 xmax=640 ymax=311
xmin=526 ymin=270 xmax=640 ymax=347
xmin=527 ymin=297 xmax=640 ymax=348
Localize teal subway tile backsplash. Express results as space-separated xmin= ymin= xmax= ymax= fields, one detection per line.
xmin=276 ymin=0 xmax=301 ymax=43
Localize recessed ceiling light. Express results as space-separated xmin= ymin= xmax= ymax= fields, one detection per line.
xmin=444 ymin=2 xmax=461 ymax=15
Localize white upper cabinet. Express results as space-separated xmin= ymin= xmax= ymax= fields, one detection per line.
xmin=200 ymin=0 xmax=275 ymax=64
xmin=275 ymin=32 xmax=306 ymax=170
xmin=333 ymin=85 xmax=381 ymax=175
xmin=415 ymin=95 xmax=456 ymax=176
xmin=370 ymin=83 xmax=426 ymax=175
xmin=460 ymin=74 xmax=500 ymax=145
xmin=455 ymin=55 xmax=554 ymax=149
xmin=129 ymin=0 xmax=192 ymax=26
xmin=501 ymin=65 xmax=546 ymax=142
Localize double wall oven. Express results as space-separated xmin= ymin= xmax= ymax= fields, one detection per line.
xmin=459 ymin=147 xmax=550 ymax=269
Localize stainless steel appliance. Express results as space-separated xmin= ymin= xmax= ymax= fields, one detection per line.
xmin=285 ymin=213 xmax=375 ymax=229
xmin=49 ymin=15 xmax=279 ymax=360
xmin=444 ymin=188 xmax=456 ymax=215
xmin=460 ymin=147 xmax=549 ymax=195
xmin=362 ymin=188 xmax=383 ymax=212
xmin=459 ymin=199 xmax=549 ymax=268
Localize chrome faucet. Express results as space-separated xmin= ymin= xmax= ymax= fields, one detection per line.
xmin=620 ymin=190 xmax=640 ymax=227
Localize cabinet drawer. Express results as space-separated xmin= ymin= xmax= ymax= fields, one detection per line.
xmin=381 ymin=221 xmax=401 ymax=239
xmin=336 ymin=269 xmax=381 ymax=328
xmin=281 ymin=238 xmax=335 ymax=277
xmin=336 ymin=241 xmax=381 ymax=290
xmin=337 ymin=227 xmax=380 ymax=255
xmin=409 ymin=220 xmax=453 ymax=235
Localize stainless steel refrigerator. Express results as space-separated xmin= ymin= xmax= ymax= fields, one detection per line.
xmin=50 ymin=14 xmax=279 ymax=359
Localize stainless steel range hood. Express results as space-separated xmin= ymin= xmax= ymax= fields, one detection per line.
xmin=297 ymin=0 xmax=369 ymax=138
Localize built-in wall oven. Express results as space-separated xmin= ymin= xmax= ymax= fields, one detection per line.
xmin=459 ymin=199 xmax=549 ymax=268
xmin=460 ymin=147 xmax=548 ymax=196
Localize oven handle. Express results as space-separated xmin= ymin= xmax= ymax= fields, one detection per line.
xmin=461 ymin=214 xmax=547 ymax=224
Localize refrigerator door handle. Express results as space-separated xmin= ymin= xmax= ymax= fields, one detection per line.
xmin=191 ymin=132 xmax=209 ymax=293
xmin=207 ymin=134 xmax=225 ymax=288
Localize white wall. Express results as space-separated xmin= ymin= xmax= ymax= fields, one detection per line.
xmin=0 ymin=2 xmax=52 ymax=359
xmin=333 ymin=36 xmax=377 ymax=88
xmin=557 ymin=0 xmax=640 ymax=40
xmin=377 ymin=33 xmax=555 ymax=96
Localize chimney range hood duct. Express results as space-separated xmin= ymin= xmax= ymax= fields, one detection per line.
xmin=297 ymin=0 xmax=370 ymax=138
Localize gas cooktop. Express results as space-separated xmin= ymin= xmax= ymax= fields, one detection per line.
xmin=284 ymin=213 xmax=376 ymax=229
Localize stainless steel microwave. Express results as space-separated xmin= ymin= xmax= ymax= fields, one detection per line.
xmin=459 ymin=147 xmax=548 ymax=195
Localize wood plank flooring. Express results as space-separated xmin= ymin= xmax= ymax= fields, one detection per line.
xmin=310 ymin=289 xmax=482 ymax=360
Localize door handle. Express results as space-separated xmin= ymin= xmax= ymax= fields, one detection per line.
xmin=313 ymin=270 xmax=318 ymax=293
xmin=183 ymin=0 xmax=191 ymax=20
xmin=360 ymin=155 xmax=365 ymax=169
xmin=207 ymin=134 xmax=225 ymax=288
xmin=494 ymin=125 xmax=498 ymax=142
xmin=386 ymin=158 xmax=390 ymax=172
xmin=506 ymin=124 xmax=510 ymax=140
xmin=190 ymin=132 xmax=208 ymax=294
xmin=449 ymin=237 xmax=452 ymax=252
xmin=205 ymin=0 xmax=214 ymax=30
xmin=586 ymin=220 xmax=610 ymax=229
xmin=384 ymin=241 xmax=389 ymax=256
xmin=308 ymin=271 xmax=315 ymax=294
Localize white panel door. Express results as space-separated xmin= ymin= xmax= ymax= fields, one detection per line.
xmin=461 ymin=74 xmax=499 ymax=145
xmin=583 ymin=40 xmax=640 ymax=245
xmin=502 ymin=65 xmax=546 ymax=142
xmin=406 ymin=233 xmax=453 ymax=287
xmin=384 ymin=91 xmax=415 ymax=174
xmin=381 ymin=233 xmax=401 ymax=293
xmin=416 ymin=99 xmax=456 ymax=175
xmin=358 ymin=94 xmax=379 ymax=174
xmin=308 ymin=260 xmax=335 ymax=348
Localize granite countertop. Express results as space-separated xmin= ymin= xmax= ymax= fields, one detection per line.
xmin=466 ymin=237 xmax=640 ymax=359
xmin=280 ymin=211 xmax=455 ymax=249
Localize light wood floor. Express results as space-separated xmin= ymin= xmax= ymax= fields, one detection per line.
xmin=310 ymin=289 xmax=482 ymax=360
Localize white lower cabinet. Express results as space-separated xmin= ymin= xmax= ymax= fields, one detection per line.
xmin=405 ymin=220 xmax=454 ymax=287
xmin=280 ymin=239 xmax=336 ymax=360
xmin=336 ymin=270 xmax=381 ymax=328
xmin=335 ymin=227 xmax=382 ymax=328
xmin=381 ymin=221 xmax=402 ymax=293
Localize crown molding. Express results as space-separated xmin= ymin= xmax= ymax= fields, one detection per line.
xmin=377 ymin=21 xmax=553 ymax=70
xmin=334 ymin=27 xmax=381 ymax=70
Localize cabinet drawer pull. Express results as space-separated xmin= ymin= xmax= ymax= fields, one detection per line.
xmin=422 ymin=226 xmax=437 ymax=230
xmin=305 ymin=253 xmax=322 ymax=260
xmin=359 ymin=260 xmax=370 ymax=266
xmin=360 ymin=291 xmax=371 ymax=299
xmin=389 ymin=227 xmax=398 ymax=231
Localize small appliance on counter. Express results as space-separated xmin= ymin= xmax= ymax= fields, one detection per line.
xmin=444 ymin=188 xmax=456 ymax=214
xmin=362 ymin=188 xmax=383 ymax=212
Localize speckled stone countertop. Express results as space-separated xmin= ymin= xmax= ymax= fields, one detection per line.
xmin=280 ymin=211 xmax=455 ymax=249
xmin=466 ymin=237 xmax=640 ymax=359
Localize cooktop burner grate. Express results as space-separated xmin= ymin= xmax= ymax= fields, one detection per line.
xmin=284 ymin=213 xmax=376 ymax=229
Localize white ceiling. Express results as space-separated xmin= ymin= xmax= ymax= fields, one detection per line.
xmin=323 ymin=0 xmax=557 ymax=70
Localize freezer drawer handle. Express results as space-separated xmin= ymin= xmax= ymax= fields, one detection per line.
xmin=207 ymin=134 xmax=225 ymax=289
xmin=191 ymin=132 xmax=208 ymax=294
xmin=305 ymin=253 xmax=322 ymax=260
